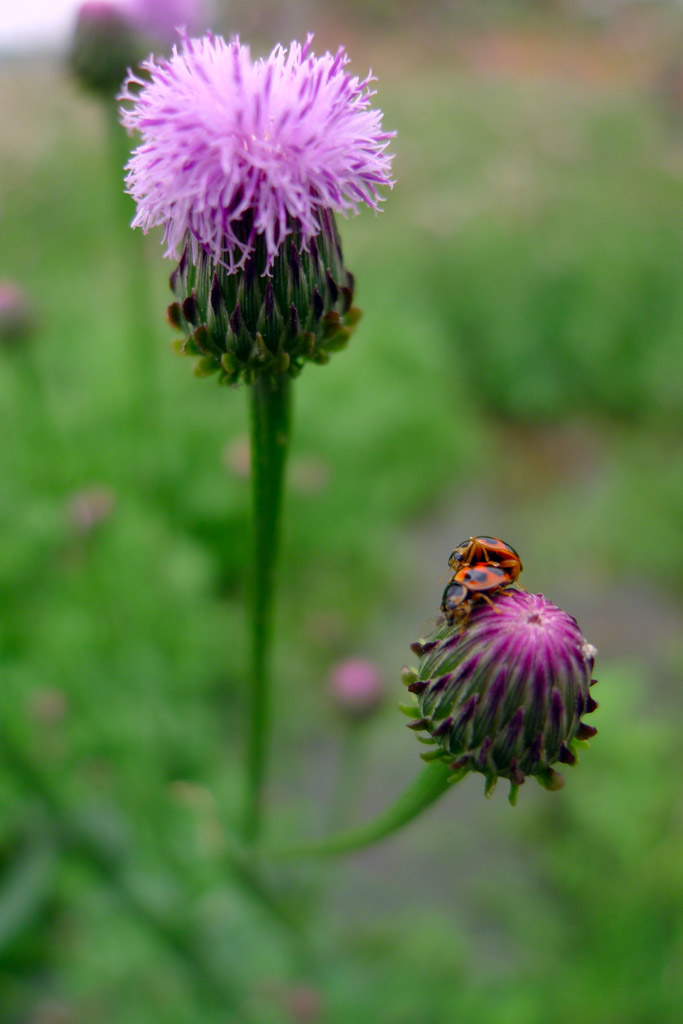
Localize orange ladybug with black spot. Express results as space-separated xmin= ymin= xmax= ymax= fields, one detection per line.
xmin=441 ymin=562 xmax=515 ymax=623
xmin=448 ymin=535 xmax=523 ymax=583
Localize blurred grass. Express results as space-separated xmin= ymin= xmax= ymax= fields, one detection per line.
xmin=1 ymin=11 xmax=682 ymax=1024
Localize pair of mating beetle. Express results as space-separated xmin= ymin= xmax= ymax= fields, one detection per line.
xmin=441 ymin=535 xmax=523 ymax=623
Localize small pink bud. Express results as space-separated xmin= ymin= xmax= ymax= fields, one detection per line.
xmin=283 ymin=984 xmax=322 ymax=1023
xmin=290 ymin=457 xmax=331 ymax=495
xmin=223 ymin=436 xmax=251 ymax=478
xmin=67 ymin=487 xmax=116 ymax=534
xmin=29 ymin=688 xmax=69 ymax=725
xmin=330 ymin=658 xmax=383 ymax=717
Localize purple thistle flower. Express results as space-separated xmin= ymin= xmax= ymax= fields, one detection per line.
xmin=119 ymin=32 xmax=394 ymax=383
xmin=402 ymin=590 xmax=598 ymax=804
xmin=118 ymin=32 xmax=395 ymax=274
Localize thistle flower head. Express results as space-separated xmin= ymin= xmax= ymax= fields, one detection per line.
xmin=403 ymin=590 xmax=598 ymax=804
xmin=119 ymin=32 xmax=394 ymax=383
xmin=119 ymin=32 xmax=395 ymax=273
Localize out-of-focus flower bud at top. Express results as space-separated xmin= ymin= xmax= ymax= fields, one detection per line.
xmin=69 ymin=2 xmax=140 ymax=95
xmin=403 ymin=590 xmax=598 ymax=805
xmin=70 ymin=1 xmax=210 ymax=96
xmin=330 ymin=659 xmax=384 ymax=718
xmin=118 ymin=33 xmax=395 ymax=384
xmin=0 ymin=281 xmax=36 ymax=347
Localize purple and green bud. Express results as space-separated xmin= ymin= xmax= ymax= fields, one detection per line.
xmin=167 ymin=210 xmax=361 ymax=383
xmin=402 ymin=590 xmax=598 ymax=804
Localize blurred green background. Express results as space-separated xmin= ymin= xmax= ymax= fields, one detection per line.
xmin=1 ymin=0 xmax=683 ymax=1021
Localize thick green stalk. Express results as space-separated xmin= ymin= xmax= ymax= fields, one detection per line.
xmin=267 ymin=760 xmax=455 ymax=859
xmin=243 ymin=371 xmax=292 ymax=843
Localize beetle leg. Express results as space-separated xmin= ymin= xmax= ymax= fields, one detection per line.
xmin=480 ymin=593 xmax=502 ymax=613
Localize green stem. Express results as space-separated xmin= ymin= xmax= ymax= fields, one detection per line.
xmin=243 ymin=371 xmax=292 ymax=844
xmin=267 ymin=760 xmax=455 ymax=860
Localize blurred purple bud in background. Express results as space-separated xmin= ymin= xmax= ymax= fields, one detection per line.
xmin=67 ymin=486 xmax=116 ymax=534
xmin=330 ymin=658 xmax=384 ymax=718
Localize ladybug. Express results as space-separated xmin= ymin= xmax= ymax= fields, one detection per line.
xmin=448 ymin=536 xmax=523 ymax=583
xmin=441 ymin=562 xmax=514 ymax=623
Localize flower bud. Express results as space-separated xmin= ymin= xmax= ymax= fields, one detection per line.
xmin=330 ymin=658 xmax=383 ymax=718
xmin=69 ymin=3 xmax=141 ymax=96
xmin=403 ymin=590 xmax=598 ymax=804
xmin=67 ymin=486 xmax=116 ymax=534
xmin=70 ymin=2 xmax=210 ymax=97
xmin=0 ymin=281 xmax=36 ymax=347
xmin=167 ymin=212 xmax=361 ymax=384
xmin=282 ymin=984 xmax=322 ymax=1023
